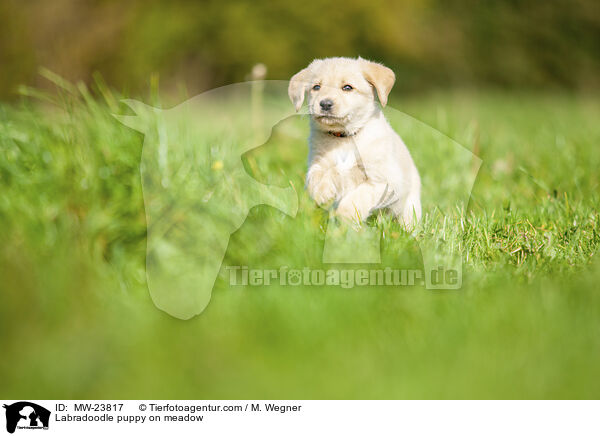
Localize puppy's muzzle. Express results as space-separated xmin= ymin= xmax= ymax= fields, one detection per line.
xmin=319 ymin=99 xmax=334 ymax=112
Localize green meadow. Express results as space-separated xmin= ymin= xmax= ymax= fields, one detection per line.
xmin=1 ymin=78 xmax=599 ymax=398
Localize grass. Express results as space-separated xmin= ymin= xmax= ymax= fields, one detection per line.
xmin=0 ymin=79 xmax=599 ymax=398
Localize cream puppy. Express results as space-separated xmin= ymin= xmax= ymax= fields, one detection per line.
xmin=288 ymin=57 xmax=421 ymax=228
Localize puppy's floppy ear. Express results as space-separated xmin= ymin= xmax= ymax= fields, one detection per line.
xmin=361 ymin=60 xmax=395 ymax=107
xmin=288 ymin=67 xmax=311 ymax=112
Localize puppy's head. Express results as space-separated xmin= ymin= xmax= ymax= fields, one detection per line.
xmin=288 ymin=57 xmax=395 ymax=134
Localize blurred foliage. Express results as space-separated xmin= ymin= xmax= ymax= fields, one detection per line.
xmin=1 ymin=0 xmax=599 ymax=99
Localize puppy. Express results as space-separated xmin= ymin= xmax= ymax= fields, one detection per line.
xmin=288 ymin=57 xmax=421 ymax=228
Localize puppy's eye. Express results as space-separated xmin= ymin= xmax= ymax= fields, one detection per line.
xmin=342 ymin=84 xmax=353 ymax=91
xmin=312 ymin=85 xmax=321 ymax=91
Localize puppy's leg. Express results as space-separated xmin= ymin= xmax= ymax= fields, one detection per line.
xmin=306 ymin=165 xmax=341 ymax=207
xmin=391 ymin=188 xmax=421 ymax=230
xmin=335 ymin=181 xmax=389 ymax=223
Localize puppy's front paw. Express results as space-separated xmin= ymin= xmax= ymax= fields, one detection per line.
xmin=336 ymin=197 xmax=368 ymax=224
xmin=308 ymin=178 xmax=338 ymax=207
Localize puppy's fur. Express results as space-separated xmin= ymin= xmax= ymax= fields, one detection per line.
xmin=289 ymin=57 xmax=421 ymax=227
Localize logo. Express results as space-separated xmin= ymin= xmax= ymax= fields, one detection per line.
xmin=3 ymin=402 xmax=50 ymax=434
xmin=115 ymin=80 xmax=480 ymax=319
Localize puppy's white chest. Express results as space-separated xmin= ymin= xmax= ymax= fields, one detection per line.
xmin=332 ymin=148 xmax=357 ymax=172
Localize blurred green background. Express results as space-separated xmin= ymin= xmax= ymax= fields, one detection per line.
xmin=1 ymin=0 xmax=599 ymax=399
xmin=1 ymin=0 xmax=599 ymax=99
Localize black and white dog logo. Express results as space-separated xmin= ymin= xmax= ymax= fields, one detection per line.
xmin=3 ymin=402 xmax=50 ymax=434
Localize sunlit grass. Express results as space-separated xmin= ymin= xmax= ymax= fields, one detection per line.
xmin=0 ymin=79 xmax=599 ymax=398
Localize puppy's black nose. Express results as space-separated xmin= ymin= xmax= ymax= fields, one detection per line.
xmin=320 ymin=99 xmax=334 ymax=111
